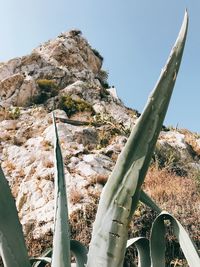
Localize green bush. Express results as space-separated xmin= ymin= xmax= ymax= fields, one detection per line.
xmin=92 ymin=48 xmax=104 ymax=61
xmin=36 ymin=79 xmax=58 ymax=91
xmin=59 ymin=95 xmax=94 ymax=117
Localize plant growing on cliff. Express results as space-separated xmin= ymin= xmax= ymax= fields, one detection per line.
xmin=96 ymin=69 xmax=110 ymax=89
xmin=59 ymin=95 xmax=94 ymax=117
xmin=0 ymin=10 xmax=199 ymax=267
xmin=36 ymin=79 xmax=56 ymax=89
xmin=92 ymin=48 xmax=104 ymax=61
xmin=0 ymin=107 xmax=21 ymax=120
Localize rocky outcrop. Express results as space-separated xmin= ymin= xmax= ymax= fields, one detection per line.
xmin=0 ymin=29 xmax=199 ymax=259
xmin=0 ymin=30 xmax=103 ymax=107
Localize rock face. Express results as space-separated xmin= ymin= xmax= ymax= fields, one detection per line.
xmin=0 ymin=29 xmax=138 ymax=240
xmin=0 ymin=30 xmax=102 ymax=107
xmin=0 ymin=30 xmax=200 ymax=258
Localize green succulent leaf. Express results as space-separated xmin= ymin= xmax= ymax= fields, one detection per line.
xmin=150 ymin=211 xmax=200 ymax=267
xmin=0 ymin=166 xmax=31 ymax=267
xmin=30 ymin=257 xmax=51 ymax=266
xmin=126 ymin=237 xmax=151 ymax=267
xmin=140 ymin=190 xmax=161 ymax=213
xmin=71 ymin=240 xmax=88 ymax=267
xmin=125 ymin=211 xmax=200 ymax=267
xmin=30 ymin=248 xmax=52 ymax=266
xmin=87 ymin=10 xmax=188 ymax=267
xmin=30 ymin=240 xmax=88 ymax=267
xmin=51 ymin=113 xmax=71 ymax=267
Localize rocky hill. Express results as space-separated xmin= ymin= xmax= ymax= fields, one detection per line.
xmin=0 ymin=30 xmax=199 ymax=265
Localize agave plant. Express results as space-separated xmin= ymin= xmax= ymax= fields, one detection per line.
xmin=0 ymin=10 xmax=199 ymax=267
xmin=86 ymin=10 xmax=199 ymax=267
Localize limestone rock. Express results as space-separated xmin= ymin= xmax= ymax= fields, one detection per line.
xmin=0 ymin=30 xmax=103 ymax=107
xmin=159 ymin=131 xmax=187 ymax=149
xmin=16 ymin=76 xmax=37 ymax=106
xmin=74 ymin=127 xmax=98 ymax=146
xmin=0 ymin=74 xmax=24 ymax=106
xmin=0 ymin=119 xmax=18 ymax=130
xmin=106 ymin=86 xmax=120 ymax=101
xmin=60 ymin=80 xmax=102 ymax=103
xmin=0 ymin=58 xmax=21 ymax=80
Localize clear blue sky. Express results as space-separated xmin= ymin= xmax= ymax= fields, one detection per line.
xmin=0 ymin=1 xmax=199 ymax=133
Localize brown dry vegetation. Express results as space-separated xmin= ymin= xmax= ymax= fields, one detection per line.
xmin=1 ymin=161 xmax=199 ymax=266
xmin=19 ymin=163 xmax=200 ymax=267
xmin=142 ymin=165 xmax=200 ymax=266
xmin=68 ymin=165 xmax=200 ymax=266
xmin=144 ymin=166 xmax=199 ymax=243
xmin=69 ymin=187 xmax=84 ymax=204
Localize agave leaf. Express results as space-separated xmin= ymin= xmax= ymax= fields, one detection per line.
xmin=126 ymin=237 xmax=150 ymax=267
xmin=87 ymin=11 xmax=188 ymax=267
xmin=70 ymin=240 xmax=88 ymax=267
xmin=30 ymin=257 xmax=51 ymax=266
xmin=140 ymin=190 xmax=161 ymax=213
xmin=150 ymin=211 xmax=200 ymax=267
xmin=31 ymin=240 xmax=88 ymax=267
xmin=0 ymin=166 xmax=31 ymax=267
xmin=30 ymin=248 xmax=52 ymax=266
xmin=51 ymin=113 xmax=71 ymax=267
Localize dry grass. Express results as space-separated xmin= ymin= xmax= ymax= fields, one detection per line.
xmin=70 ymin=204 xmax=97 ymax=246
xmin=144 ymin=166 xmax=199 ymax=236
xmin=69 ymin=187 xmax=84 ymax=204
xmin=88 ymin=174 xmax=108 ymax=186
xmin=25 ymin=230 xmax=53 ymax=267
xmin=43 ymin=160 xmax=54 ymax=168
xmin=142 ymin=165 xmax=200 ymax=265
xmin=1 ymin=164 xmax=198 ymax=267
xmin=33 ymin=166 xmax=198 ymax=266
xmin=0 ymin=107 xmax=20 ymax=121
xmin=41 ymin=140 xmax=53 ymax=151
xmin=2 ymin=161 xmax=16 ymax=175
xmin=123 ymin=165 xmax=200 ymax=266
xmin=68 ymin=165 xmax=200 ymax=266
xmin=184 ymin=130 xmax=200 ymax=157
